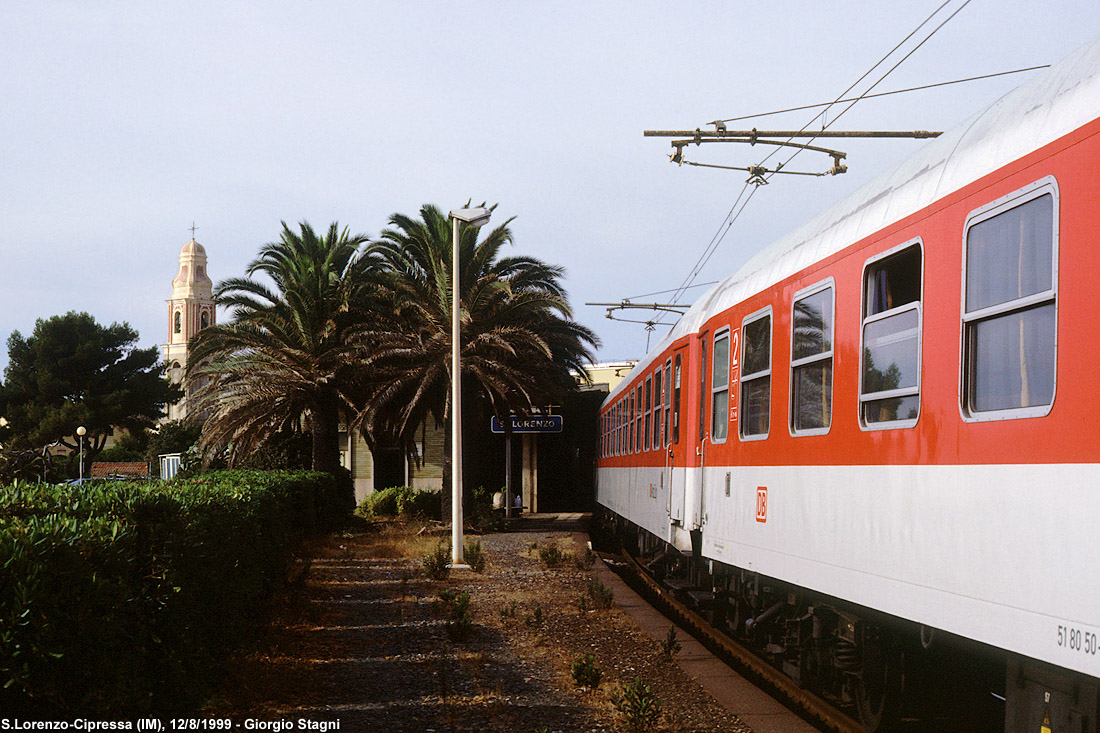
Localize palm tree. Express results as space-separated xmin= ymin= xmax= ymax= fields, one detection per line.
xmin=349 ymin=203 xmax=598 ymax=481
xmin=186 ymin=221 xmax=375 ymax=480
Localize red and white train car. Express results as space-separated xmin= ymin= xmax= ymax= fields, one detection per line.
xmin=598 ymin=37 xmax=1100 ymax=730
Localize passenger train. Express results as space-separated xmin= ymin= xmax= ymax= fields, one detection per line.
xmin=596 ymin=36 xmax=1100 ymax=731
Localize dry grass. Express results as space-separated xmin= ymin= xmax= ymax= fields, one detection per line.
xmin=359 ymin=519 xmax=448 ymax=560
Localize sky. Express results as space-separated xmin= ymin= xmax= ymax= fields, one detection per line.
xmin=3 ymin=1 xmax=1099 ymax=375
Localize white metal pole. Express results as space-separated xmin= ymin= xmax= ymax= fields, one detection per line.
xmin=77 ymin=426 xmax=86 ymax=482
xmin=451 ymin=214 xmax=464 ymax=566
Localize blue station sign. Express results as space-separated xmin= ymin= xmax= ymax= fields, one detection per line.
xmin=490 ymin=414 xmax=564 ymax=434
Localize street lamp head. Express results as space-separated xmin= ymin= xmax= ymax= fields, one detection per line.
xmin=449 ymin=207 xmax=492 ymax=228
xmin=76 ymin=426 xmax=86 ymax=437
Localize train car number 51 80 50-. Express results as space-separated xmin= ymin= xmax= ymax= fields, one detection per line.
xmin=1057 ymin=624 xmax=1098 ymax=655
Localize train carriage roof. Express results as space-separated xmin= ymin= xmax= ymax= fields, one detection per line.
xmin=606 ymin=34 xmax=1100 ymax=403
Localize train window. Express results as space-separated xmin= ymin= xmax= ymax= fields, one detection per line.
xmin=619 ymin=399 xmax=626 ymax=455
xmin=628 ymin=391 xmax=635 ymax=454
xmin=616 ymin=401 xmax=623 ymax=455
xmin=740 ymin=309 xmax=771 ymax=440
xmin=962 ymin=181 xmax=1057 ymax=419
xmin=644 ymin=376 xmax=653 ymax=451
xmin=663 ymin=359 xmax=672 ymax=447
xmin=791 ymin=282 xmax=834 ymax=435
xmin=672 ymin=355 xmax=682 ymax=444
xmin=635 ymin=385 xmax=643 ymax=453
xmin=861 ymin=243 xmax=923 ymax=428
xmin=622 ymin=399 xmax=627 ymax=454
xmin=610 ymin=404 xmax=615 ymax=456
xmin=711 ymin=330 xmax=730 ymax=443
xmin=652 ymin=370 xmax=662 ymax=449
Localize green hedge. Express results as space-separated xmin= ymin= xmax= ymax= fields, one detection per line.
xmin=355 ymin=485 xmax=440 ymax=520
xmin=0 ymin=470 xmax=346 ymax=717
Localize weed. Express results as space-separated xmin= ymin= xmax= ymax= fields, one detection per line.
xmin=659 ymin=625 xmax=682 ymax=657
xmin=587 ymin=579 xmax=614 ymax=609
xmin=441 ymin=589 xmax=474 ymax=641
xmin=575 ymin=593 xmax=591 ymax=613
xmin=538 ymin=544 xmax=566 ymax=568
xmin=611 ymin=677 xmax=662 ymax=732
xmin=464 ymin=539 xmax=486 ymax=573
xmin=499 ymin=600 xmax=519 ymax=619
xmin=422 ymin=541 xmax=451 ymax=580
xmin=570 ymin=653 xmax=602 ymax=689
xmin=574 ymin=546 xmax=597 ymax=570
xmin=399 ymin=570 xmax=410 ymax=600
xmin=525 ymin=605 xmax=544 ymax=628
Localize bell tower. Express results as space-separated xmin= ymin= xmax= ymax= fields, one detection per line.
xmin=163 ymin=231 xmax=215 ymax=421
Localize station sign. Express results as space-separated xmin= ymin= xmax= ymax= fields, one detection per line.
xmin=490 ymin=414 xmax=564 ymax=434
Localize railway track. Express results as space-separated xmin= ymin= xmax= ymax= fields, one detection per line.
xmin=607 ymin=543 xmax=866 ymax=733
xmin=589 ymin=509 xmax=1009 ymax=733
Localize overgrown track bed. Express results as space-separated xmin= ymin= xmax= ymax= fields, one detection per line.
xmin=610 ymin=545 xmax=860 ymax=733
xmin=598 ymin=538 xmax=1004 ymax=733
xmin=210 ymin=521 xmax=752 ymax=732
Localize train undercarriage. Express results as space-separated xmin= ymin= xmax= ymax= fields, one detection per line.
xmin=595 ymin=508 xmax=1099 ymax=732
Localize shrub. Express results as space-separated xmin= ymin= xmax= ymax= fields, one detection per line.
xmin=611 ymin=677 xmax=662 ymax=732
xmin=469 ymin=486 xmax=504 ymax=532
xmin=587 ymin=579 xmax=614 ymax=610
xmin=537 ymin=544 xmax=566 ymax=568
xmin=440 ymin=589 xmax=474 ymax=641
xmin=0 ymin=470 xmax=344 ymax=717
xmin=571 ymin=653 xmax=602 ymax=688
xmin=464 ymin=539 xmax=486 ymax=573
xmin=356 ymin=485 xmax=440 ymax=520
xmin=575 ymin=546 xmax=597 ymax=570
xmin=422 ymin=541 xmax=451 ymax=580
xmin=660 ymin=625 xmax=682 ymax=657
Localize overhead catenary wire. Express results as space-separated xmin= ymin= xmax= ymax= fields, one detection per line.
xmin=709 ymin=65 xmax=1049 ymax=126
xmin=625 ymin=0 xmax=976 ymax=342
xmin=625 ymin=280 xmax=719 ymax=301
xmin=765 ymin=0 xmax=974 ymax=174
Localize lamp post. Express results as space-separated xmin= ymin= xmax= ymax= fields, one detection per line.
xmin=76 ymin=426 xmax=86 ymax=482
xmin=449 ymin=206 xmax=492 ymax=566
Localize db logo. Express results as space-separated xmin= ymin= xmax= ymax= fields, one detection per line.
xmin=755 ymin=486 xmax=768 ymax=523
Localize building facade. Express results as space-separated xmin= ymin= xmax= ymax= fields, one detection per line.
xmin=162 ymin=238 xmax=215 ymax=421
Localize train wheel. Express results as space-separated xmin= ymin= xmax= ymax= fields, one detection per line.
xmin=854 ymin=628 xmax=903 ymax=731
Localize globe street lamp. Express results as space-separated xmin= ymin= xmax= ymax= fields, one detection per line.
xmin=449 ymin=206 xmax=492 ymax=566
xmin=76 ymin=426 xmax=87 ymax=482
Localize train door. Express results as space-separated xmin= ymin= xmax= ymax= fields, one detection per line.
xmin=667 ymin=348 xmax=688 ymax=524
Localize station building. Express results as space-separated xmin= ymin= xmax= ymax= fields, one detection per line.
xmin=162 ymin=238 xmax=630 ymax=512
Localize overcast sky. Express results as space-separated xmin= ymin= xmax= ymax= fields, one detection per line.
xmin=3 ymin=1 xmax=1099 ymax=375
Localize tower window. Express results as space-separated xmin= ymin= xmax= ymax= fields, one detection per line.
xmin=174 ymin=311 xmax=181 ymax=334
xmin=200 ymin=311 xmax=209 ymax=329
